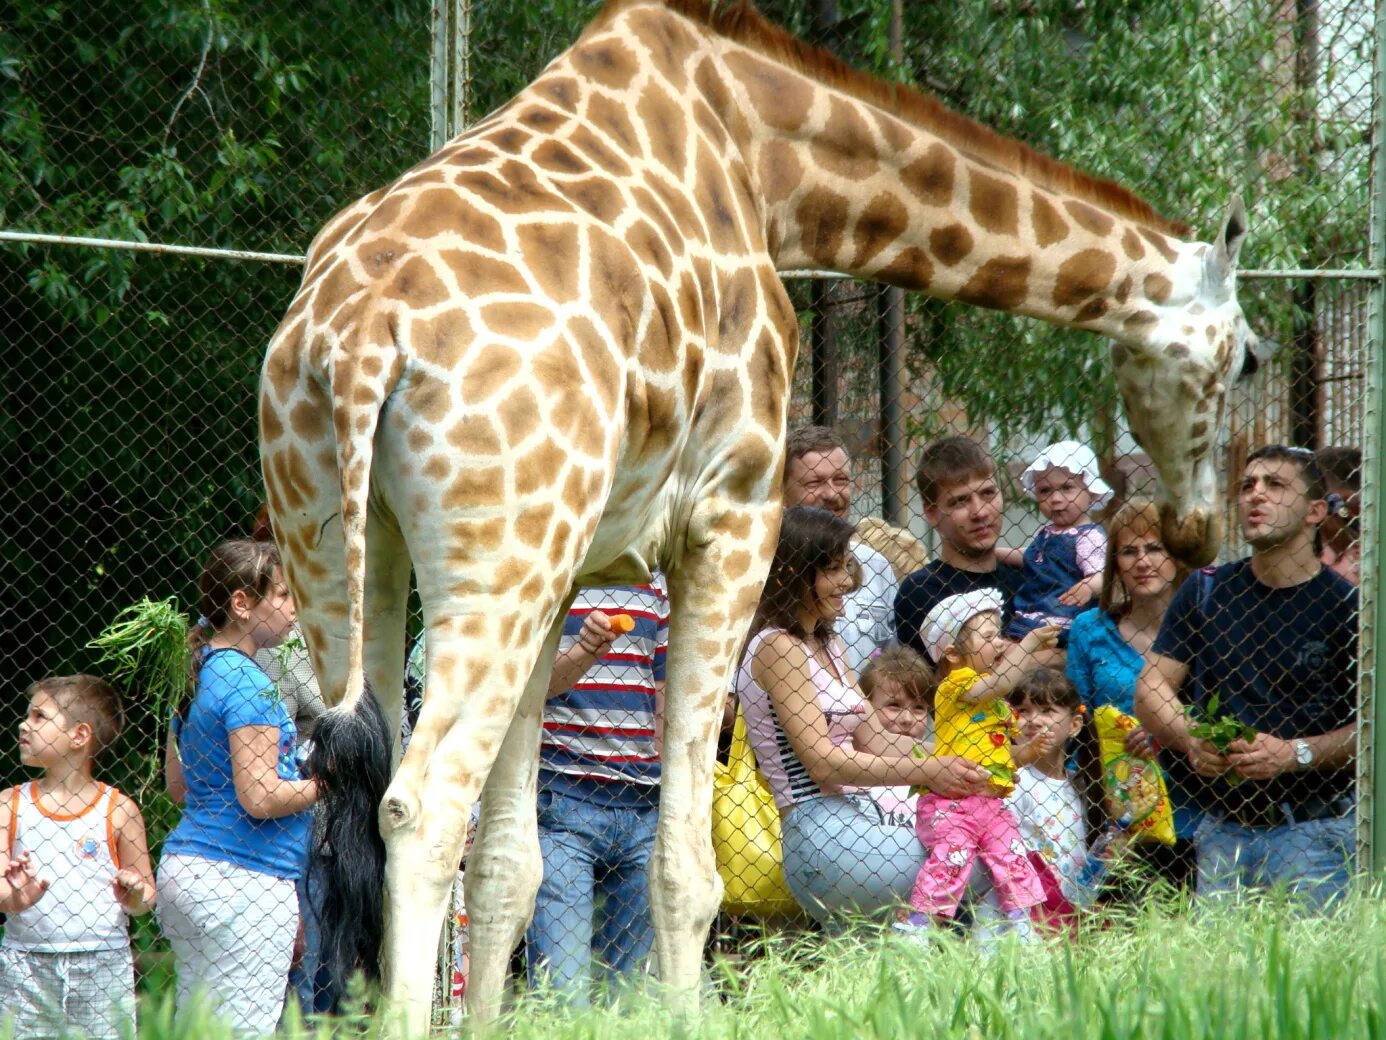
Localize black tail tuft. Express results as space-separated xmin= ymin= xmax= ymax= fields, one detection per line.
xmin=308 ymin=684 xmax=392 ymax=1007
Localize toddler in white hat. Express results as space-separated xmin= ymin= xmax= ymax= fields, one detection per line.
xmin=1005 ymin=440 xmax=1113 ymax=641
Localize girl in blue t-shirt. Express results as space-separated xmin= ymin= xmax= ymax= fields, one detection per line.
xmin=157 ymin=538 xmax=319 ymax=1035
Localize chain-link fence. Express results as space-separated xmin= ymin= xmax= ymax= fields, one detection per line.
xmin=0 ymin=0 xmax=1378 ymax=1033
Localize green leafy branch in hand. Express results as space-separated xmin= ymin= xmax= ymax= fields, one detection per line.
xmin=1184 ymin=693 xmax=1257 ymax=785
xmin=87 ymin=597 xmax=193 ymax=790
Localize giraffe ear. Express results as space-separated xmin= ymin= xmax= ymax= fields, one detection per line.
xmin=1208 ymin=196 xmax=1248 ymax=288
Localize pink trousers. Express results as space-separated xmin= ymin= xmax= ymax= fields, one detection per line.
xmin=911 ymin=793 xmax=1046 ymax=916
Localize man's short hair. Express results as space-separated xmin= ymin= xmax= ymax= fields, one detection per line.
xmin=915 ymin=436 xmax=996 ymax=507
xmin=1246 ymin=445 xmax=1327 ymax=503
xmin=785 ymin=425 xmax=848 ymax=467
xmin=28 ymin=674 xmax=125 ymax=757
xmin=1315 ymin=446 xmax=1361 ymax=492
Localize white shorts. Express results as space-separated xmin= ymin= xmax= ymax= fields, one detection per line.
xmin=0 ymin=944 xmax=135 ymax=1040
xmin=155 ymin=853 xmax=298 ymax=1037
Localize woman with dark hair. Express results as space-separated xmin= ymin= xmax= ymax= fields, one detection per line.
xmin=736 ymin=506 xmax=994 ymax=922
xmin=1065 ymin=498 xmax=1195 ymax=886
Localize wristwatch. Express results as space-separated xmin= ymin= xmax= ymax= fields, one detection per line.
xmin=1294 ymin=739 xmax=1314 ymax=770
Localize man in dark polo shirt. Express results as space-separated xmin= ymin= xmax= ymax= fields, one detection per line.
xmin=1136 ymin=445 xmax=1358 ymax=909
xmin=894 ymin=436 xmax=1024 ymax=663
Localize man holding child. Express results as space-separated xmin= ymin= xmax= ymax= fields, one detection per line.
xmin=894 ymin=436 xmax=1025 ymax=663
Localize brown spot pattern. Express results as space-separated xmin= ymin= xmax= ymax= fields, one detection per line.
xmin=1030 ymin=193 xmax=1069 ymax=248
xmin=386 ymin=256 xmax=450 ymax=308
xmin=532 ymin=140 xmax=587 ymax=175
xmin=1144 ymin=274 xmax=1173 ymax=304
xmin=517 ymin=223 xmax=581 ymax=303
xmin=567 ymin=123 xmax=634 ymax=178
xmin=958 ymin=256 xmax=1032 ymax=312
xmin=929 ymin=224 xmax=973 ymax=267
xmin=968 ymin=169 xmax=1019 ymax=235
xmin=585 ymin=92 xmax=640 ymax=157
xmin=479 ymin=301 xmax=553 ymax=342
xmin=901 ymin=144 xmax=956 ymax=208
xmin=1137 ymin=226 xmax=1179 ymax=262
xmin=1063 ymin=200 xmax=1115 ymax=237
xmin=561 ymin=177 xmax=626 ymax=224
xmin=851 ymin=192 xmax=910 ymax=269
xmin=448 ymin=252 xmax=530 ymax=299
xmin=725 ymin=52 xmax=813 ymax=133
xmin=1052 ymin=249 xmax=1116 ymax=308
xmin=756 ymin=141 xmax=804 ymax=206
xmin=638 ymin=84 xmax=688 ymax=175
xmin=811 ymin=96 xmax=881 ymax=180
xmin=402 ymin=189 xmax=506 ymax=252
xmin=876 ymin=246 xmax=935 ymax=290
xmin=795 ymin=187 xmax=849 ymax=264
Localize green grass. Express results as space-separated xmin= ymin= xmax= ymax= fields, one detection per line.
xmin=9 ymin=891 xmax=1386 ymax=1039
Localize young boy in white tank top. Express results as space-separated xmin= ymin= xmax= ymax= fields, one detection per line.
xmin=1 ymin=675 xmax=156 ymax=1040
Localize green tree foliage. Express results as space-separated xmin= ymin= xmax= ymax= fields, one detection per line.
xmin=0 ymin=0 xmax=429 ymax=727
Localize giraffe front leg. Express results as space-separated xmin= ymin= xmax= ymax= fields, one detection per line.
xmin=380 ymin=805 xmax=467 ymax=1038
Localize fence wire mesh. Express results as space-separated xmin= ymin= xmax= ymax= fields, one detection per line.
xmin=0 ymin=0 xmax=1377 ymax=1033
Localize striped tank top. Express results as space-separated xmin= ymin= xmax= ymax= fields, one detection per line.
xmin=4 ymin=782 xmax=128 ymax=952
xmin=736 ymin=628 xmax=865 ymax=811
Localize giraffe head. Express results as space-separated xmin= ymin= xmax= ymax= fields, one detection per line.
xmin=1110 ymin=198 xmax=1253 ymax=567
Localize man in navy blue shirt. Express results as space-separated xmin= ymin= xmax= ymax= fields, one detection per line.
xmin=1136 ymin=445 xmax=1357 ymax=909
xmin=894 ymin=436 xmax=1026 ymax=663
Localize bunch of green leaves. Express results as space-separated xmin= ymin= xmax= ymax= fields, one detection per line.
xmin=1185 ymin=693 xmax=1257 ymax=784
xmin=87 ymin=596 xmax=192 ymax=730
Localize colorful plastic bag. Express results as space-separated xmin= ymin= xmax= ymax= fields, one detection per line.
xmin=1092 ymin=704 xmax=1176 ymax=845
xmin=711 ymin=708 xmax=804 ymax=919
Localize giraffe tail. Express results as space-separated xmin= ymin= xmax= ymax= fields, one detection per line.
xmin=308 ymin=687 xmax=391 ymax=1002
xmin=306 ymin=344 xmax=405 ymax=1000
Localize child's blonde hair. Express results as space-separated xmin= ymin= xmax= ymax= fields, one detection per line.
xmin=27 ymin=674 xmax=125 ymax=757
xmin=860 ymin=645 xmax=934 ymax=708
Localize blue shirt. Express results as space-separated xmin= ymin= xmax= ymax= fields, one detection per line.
xmin=163 ymin=649 xmax=311 ymax=878
xmin=1153 ymin=560 xmax=1358 ymax=814
xmin=1066 ymin=608 xmax=1142 ymax=715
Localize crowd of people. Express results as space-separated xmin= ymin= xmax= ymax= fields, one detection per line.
xmin=0 ymin=429 xmax=1362 ymax=1037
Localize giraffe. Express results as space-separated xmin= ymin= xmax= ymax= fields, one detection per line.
xmin=258 ymin=0 xmax=1255 ymax=1029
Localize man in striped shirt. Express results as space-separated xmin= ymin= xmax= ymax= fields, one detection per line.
xmin=525 ymin=575 xmax=669 ymax=1004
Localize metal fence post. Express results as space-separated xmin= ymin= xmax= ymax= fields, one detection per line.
xmin=1359 ymin=0 xmax=1386 ymax=875
xmin=431 ymin=0 xmax=468 ymax=152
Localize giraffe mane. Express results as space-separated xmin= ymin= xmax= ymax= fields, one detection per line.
xmin=592 ymin=0 xmax=1193 ymax=240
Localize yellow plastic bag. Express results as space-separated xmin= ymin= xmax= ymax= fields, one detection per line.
xmin=711 ymin=708 xmax=804 ymax=920
xmin=1092 ymin=705 xmax=1176 ymax=846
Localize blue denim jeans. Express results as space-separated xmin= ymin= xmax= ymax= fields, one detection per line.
xmin=780 ymin=795 xmax=925 ymax=922
xmin=1195 ymin=810 xmax=1354 ymax=911
xmin=525 ymin=787 xmax=658 ymax=1005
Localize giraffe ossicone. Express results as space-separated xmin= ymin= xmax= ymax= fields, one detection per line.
xmin=258 ymin=0 xmax=1254 ymax=1030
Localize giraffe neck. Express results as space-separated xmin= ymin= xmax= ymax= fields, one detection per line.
xmin=719 ymin=45 xmax=1196 ymax=343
